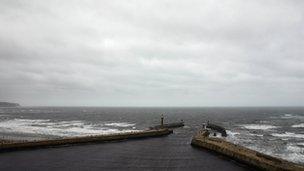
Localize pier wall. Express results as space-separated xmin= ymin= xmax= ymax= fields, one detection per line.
xmin=191 ymin=132 xmax=304 ymax=171
xmin=0 ymin=129 xmax=173 ymax=152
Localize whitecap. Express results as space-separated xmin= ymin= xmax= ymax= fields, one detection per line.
xmin=248 ymin=133 xmax=263 ymax=137
xmin=271 ymin=132 xmax=304 ymax=139
xmin=240 ymin=124 xmax=278 ymax=130
xmin=281 ymin=144 xmax=304 ymax=164
xmin=104 ymin=122 xmax=135 ymax=127
xmin=297 ymin=142 xmax=304 ymax=146
xmin=0 ymin=118 xmax=140 ymax=137
xmin=183 ymin=125 xmax=190 ymax=129
xmin=281 ymin=114 xmax=304 ymax=119
xmin=226 ymin=130 xmax=240 ymax=136
xmin=283 ymin=114 xmax=293 ymax=118
xmin=236 ymin=142 xmax=304 ymax=164
xmin=292 ymin=123 xmax=304 ymax=128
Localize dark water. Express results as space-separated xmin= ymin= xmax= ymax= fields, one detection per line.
xmin=0 ymin=107 xmax=304 ymax=170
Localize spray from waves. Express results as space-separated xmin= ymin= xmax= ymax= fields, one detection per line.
xmin=225 ymin=130 xmax=241 ymax=144
xmin=226 ymin=130 xmax=240 ymax=137
xmin=239 ymin=124 xmax=278 ymax=130
xmin=0 ymin=118 xmax=139 ymax=137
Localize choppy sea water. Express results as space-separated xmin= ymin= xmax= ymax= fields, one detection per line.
xmin=0 ymin=107 xmax=303 ymax=170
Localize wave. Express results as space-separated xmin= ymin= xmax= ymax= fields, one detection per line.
xmin=247 ymin=133 xmax=263 ymax=137
xmin=240 ymin=124 xmax=278 ymax=130
xmin=297 ymin=142 xmax=304 ymax=146
xmin=0 ymin=119 xmax=139 ymax=137
xmin=246 ymin=144 xmax=304 ymax=164
xmin=226 ymin=130 xmax=240 ymax=136
xmin=271 ymin=132 xmax=304 ymax=139
xmin=281 ymin=114 xmax=304 ymax=119
xmin=225 ymin=130 xmax=241 ymax=144
xmin=282 ymin=114 xmax=294 ymax=118
xmin=104 ymin=122 xmax=135 ymax=127
xmin=292 ymin=123 xmax=304 ymax=128
xmin=283 ymin=144 xmax=304 ymax=164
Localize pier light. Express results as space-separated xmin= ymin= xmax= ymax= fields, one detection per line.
xmin=161 ymin=114 xmax=164 ymax=127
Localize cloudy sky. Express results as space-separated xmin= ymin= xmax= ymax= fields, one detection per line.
xmin=0 ymin=0 xmax=303 ymax=106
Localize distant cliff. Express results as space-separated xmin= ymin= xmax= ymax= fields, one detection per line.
xmin=0 ymin=102 xmax=20 ymax=107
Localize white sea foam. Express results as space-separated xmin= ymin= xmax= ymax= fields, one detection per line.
xmin=271 ymin=132 xmax=304 ymax=139
xmin=282 ymin=114 xmax=293 ymax=118
xmin=226 ymin=130 xmax=240 ymax=136
xmin=183 ymin=125 xmax=190 ymax=129
xmin=104 ymin=122 xmax=135 ymax=127
xmin=240 ymin=124 xmax=278 ymax=130
xmin=0 ymin=118 xmax=139 ymax=137
xmin=236 ymin=141 xmax=304 ymax=164
xmin=235 ymin=142 xmax=304 ymax=164
xmin=292 ymin=123 xmax=304 ymax=128
xmin=225 ymin=130 xmax=241 ymax=143
xmin=287 ymin=144 xmax=304 ymax=153
xmin=248 ymin=133 xmax=263 ymax=137
xmin=281 ymin=114 xmax=304 ymax=119
xmin=281 ymin=144 xmax=304 ymax=164
xmin=297 ymin=142 xmax=304 ymax=146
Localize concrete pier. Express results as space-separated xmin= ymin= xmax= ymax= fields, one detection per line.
xmin=191 ymin=130 xmax=304 ymax=171
xmin=149 ymin=122 xmax=184 ymax=130
xmin=0 ymin=129 xmax=173 ymax=152
xmin=149 ymin=115 xmax=184 ymax=130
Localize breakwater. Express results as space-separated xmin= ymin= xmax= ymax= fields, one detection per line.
xmin=149 ymin=121 xmax=184 ymax=129
xmin=191 ymin=130 xmax=304 ymax=171
xmin=0 ymin=129 xmax=173 ymax=152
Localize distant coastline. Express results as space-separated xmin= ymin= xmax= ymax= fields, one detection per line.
xmin=0 ymin=102 xmax=20 ymax=107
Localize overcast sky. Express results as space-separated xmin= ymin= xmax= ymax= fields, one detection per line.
xmin=0 ymin=0 xmax=303 ymax=106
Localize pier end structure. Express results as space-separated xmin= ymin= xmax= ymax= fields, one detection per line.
xmin=149 ymin=114 xmax=184 ymax=130
xmin=191 ymin=130 xmax=304 ymax=171
xmin=161 ymin=114 xmax=164 ymax=128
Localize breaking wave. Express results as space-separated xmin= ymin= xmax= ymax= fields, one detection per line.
xmin=271 ymin=132 xmax=304 ymax=139
xmin=105 ymin=122 xmax=135 ymax=127
xmin=292 ymin=123 xmax=304 ymax=128
xmin=281 ymin=114 xmax=304 ymax=119
xmin=226 ymin=130 xmax=240 ymax=137
xmin=225 ymin=130 xmax=241 ymax=144
xmin=0 ymin=119 xmax=139 ymax=137
xmin=240 ymin=124 xmax=278 ymax=130
xmin=283 ymin=144 xmax=304 ymax=164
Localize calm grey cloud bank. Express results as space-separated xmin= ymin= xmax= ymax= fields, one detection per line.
xmin=0 ymin=0 xmax=303 ymax=106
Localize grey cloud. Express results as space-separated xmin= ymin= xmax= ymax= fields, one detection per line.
xmin=0 ymin=0 xmax=304 ymax=106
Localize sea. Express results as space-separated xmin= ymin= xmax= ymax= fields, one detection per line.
xmin=0 ymin=107 xmax=303 ymax=170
